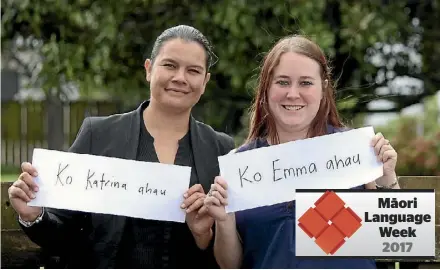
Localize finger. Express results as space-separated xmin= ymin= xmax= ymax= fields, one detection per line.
xmin=8 ymin=186 xmax=32 ymax=202
xmin=210 ymin=183 xmax=216 ymax=192
xmin=214 ymin=176 xmax=228 ymax=190
xmin=21 ymin=162 xmax=38 ymax=177
xmin=204 ymin=196 xmax=214 ymax=207
xmin=204 ymin=195 xmax=221 ymax=207
xmin=197 ymin=205 xmax=209 ymax=216
xmin=186 ymin=197 xmax=204 ymax=213
xmin=181 ymin=192 xmax=204 ymax=209
xmin=13 ymin=179 xmax=35 ymax=199
xmin=184 ymin=184 xmax=204 ymax=198
xmin=382 ymin=149 xmax=397 ymax=163
xmin=212 ymin=183 xmax=227 ymax=199
xmin=212 ymin=191 xmax=228 ymax=205
xmin=204 ymin=195 xmax=216 ymax=207
xmin=378 ymin=144 xmax=392 ymax=160
xmin=374 ymin=137 xmax=387 ymax=156
xmin=370 ymin=132 xmax=383 ymax=146
xmin=19 ymin=172 xmax=39 ymax=192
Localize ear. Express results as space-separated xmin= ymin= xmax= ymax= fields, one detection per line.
xmin=144 ymin=59 xmax=152 ymax=82
xmin=201 ymin=72 xmax=211 ymax=95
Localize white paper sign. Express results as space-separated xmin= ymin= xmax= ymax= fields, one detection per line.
xmin=28 ymin=148 xmax=192 ymax=223
xmin=218 ymin=127 xmax=384 ymax=213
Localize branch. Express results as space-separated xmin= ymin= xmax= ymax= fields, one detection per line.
xmin=9 ymin=53 xmax=33 ymax=78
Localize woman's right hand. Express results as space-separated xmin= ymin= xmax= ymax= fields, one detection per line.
xmin=8 ymin=162 xmax=43 ymax=222
xmin=204 ymin=176 xmax=229 ymax=221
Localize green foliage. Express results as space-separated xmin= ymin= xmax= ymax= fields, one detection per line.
xmin=375 ymin=94 xmax=440 ymax=176
xmin=2 ymin=0 xmax=437 ymax=134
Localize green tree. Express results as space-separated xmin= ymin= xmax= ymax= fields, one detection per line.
xmin=2 ymin=0 xmax=436 ymax=137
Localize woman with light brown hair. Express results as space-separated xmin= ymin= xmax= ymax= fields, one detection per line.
xmin=202 ymin=35 xmax=399 ymax=268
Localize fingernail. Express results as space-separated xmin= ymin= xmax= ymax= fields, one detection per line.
xmin=30 ymin=193 xmax=36 ymax=199
xmin=34 ymin=187 xmax=39 ymax=192
xmin=186 ymin=209 xmax=191 ymax=213
xmin=183 ymin=193 xmax=188 ymax=198
xmin=181 ymin=204 xmax=186 ymax=209
xmin=33 ymin=172 xmax=38 ymax=177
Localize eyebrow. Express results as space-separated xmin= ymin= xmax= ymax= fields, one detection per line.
xmin=273 ymin=75 xmax=290 ymax=80
xmin=299 ymin=76 xmax=317 ymax=80
xmin=273 ymin=75 xmax=317 ymax=80
xmin=160 ymin=58 xmax=204 ymax=70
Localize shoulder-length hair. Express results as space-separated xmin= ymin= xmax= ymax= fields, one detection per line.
xmin=246 ymin=35 xmax=344 ymax=144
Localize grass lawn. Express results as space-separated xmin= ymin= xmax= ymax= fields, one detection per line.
xmin=1 ymin=174 xmax=17 ymax=182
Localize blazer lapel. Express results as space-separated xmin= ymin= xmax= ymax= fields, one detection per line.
xmin=122 ymin=102 xmax=143 ymax=160
xmin=190 ymin=116 xmax=220 ymax=193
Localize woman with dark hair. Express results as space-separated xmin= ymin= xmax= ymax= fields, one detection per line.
xmin=203 ymin=35 xmax=400 ymax=269
xmin=9 ymin=25 xmax=234 ymax=268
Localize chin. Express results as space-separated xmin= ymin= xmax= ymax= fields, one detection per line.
xmin=278 ymin=120 xmax=308 ymax=131
xmin=279 ymin=117 xmax=303 ymax=127
xmin=285 ymin=123 xmax=303 ymax=130
xmin=164 ymin=96 xmax=196 ymax=111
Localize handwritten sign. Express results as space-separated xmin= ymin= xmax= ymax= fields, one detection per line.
xmin=218 ymin=127 xmax=383 ymax=213
xmin=28 ymin=149 xmax=192 ymax=223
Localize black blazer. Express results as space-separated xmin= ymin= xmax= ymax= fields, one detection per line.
xmin=21 ymin=101 xmax=235 ymax=268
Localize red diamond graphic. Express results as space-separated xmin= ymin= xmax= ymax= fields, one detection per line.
xmin=314 ymin=191 xmax=345 ymax=221
xmin=332 ymin=207 xmax=362 ymax=237
xmin=315 ymin=224 xmax=346 ymax=255
xmin=298 ymin=191 xmax=363 ymax=255
xmin=298 ymin=207 xmax=328 ymax=238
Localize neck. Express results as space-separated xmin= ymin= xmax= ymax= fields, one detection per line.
xmin=269 ymin=125 xmax=310 ymax=145
xmin=143 ymin=100 xmax=191 ymax=138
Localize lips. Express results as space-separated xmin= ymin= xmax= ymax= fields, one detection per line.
xmin=282 ymin=105 xmax=305 ymax=111
xmin=165 ymin=88 xmax=189 ymax=94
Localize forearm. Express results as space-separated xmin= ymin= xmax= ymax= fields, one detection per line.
xmin=192 ymin=228 xmax=213 ymax=250
xmin=214 ymin=213 xmax=242 ymax=269
xmin=373 ymin=173 xmax=401 ymax=189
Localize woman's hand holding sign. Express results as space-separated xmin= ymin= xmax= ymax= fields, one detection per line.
xmin=8 ymin=162 xmax=43 ymax=222
xmin=204 ymin=176 xmax=229 ymax=222
xmin=182 ymin=184 xmax=214 ymax=249
xmin=370 ymin=132 xmax=400 ymax=189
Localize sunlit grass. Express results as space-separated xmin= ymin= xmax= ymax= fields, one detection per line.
xmin=1 ymin=174 xmax=17 ymax=182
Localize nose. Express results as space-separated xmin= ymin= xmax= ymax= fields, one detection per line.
xmin=286 ymin=85 xmax=300 ymax=99
xmin=171 ymin=68 xmax=187 ymax=85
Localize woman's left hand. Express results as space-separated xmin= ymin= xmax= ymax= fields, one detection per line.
xmin=182 ymin=184 xmax=214 ymax=237
xmin=371 ymin=132 xmax=398 ymax=177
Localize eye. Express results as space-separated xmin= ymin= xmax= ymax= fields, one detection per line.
xmin=189 ymin=69 xmax=201 ymax=74
xmin=275 ymin=80 xmax=290 ymax=86
xmin=300 ymin=81 xmax=313 ymax=86
xmin=162 ymin=63 xmax=176 ymax=69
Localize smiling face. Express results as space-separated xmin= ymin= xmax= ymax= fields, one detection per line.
xmin=145 ymin=38 xmax=210 ymax=112
xmin=247 ymin=35 xmax=343 ymax=145
xmin=268 ymin=52 xmax=324 ymax=135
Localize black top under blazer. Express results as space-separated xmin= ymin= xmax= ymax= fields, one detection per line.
xmin=20 ymin=100 xmax=235 ymax=268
